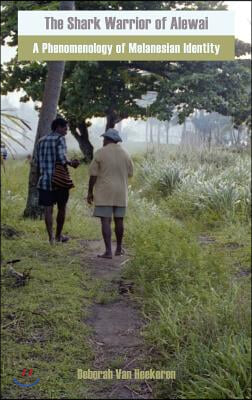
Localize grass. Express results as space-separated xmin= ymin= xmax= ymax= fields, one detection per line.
xmin=1 ymin=160 xmax=100 ymax=399
xmin=125 ymin=148 xmax=251 ymax=399
xmin=1 ymin=147 xmax=251 ymax=399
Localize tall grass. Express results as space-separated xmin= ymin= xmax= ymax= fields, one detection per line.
xmin=125 ymin=199 xmax=251 ymax=399
xmin=135 ymin=149 xmax=251 ymax=220
xmin=127 ymin=147 xmax=251 ymax=399
xmin=1 ymin=148 xmax=251 ymax=399
xmin=1 ymin=160 xmax=99 ymax=399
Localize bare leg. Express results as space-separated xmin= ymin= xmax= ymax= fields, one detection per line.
xmin=56 ymin=204 xmax=68 ymax=242
xmin=114 ymin=217 xmax=124 ymax=255
xmin=44 ymin=206 xmax=54 ymax=244
xmin=98 ymin=217 xmax=112 ymax=258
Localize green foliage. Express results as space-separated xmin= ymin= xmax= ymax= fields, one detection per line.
xmin=2 ymin=0 xmax=251 ymax=137
xmin=1 ymin=110 xmax=31 ymax=155
xmin=1 ymin=148 xmax=251 ymax=399
xmin=1 ymin=1 xmax=59 ymax=46
xmin=179 ymin=335 xmax=251 ymax=399
xmin=125 ymin=214 xmax=251 ymax=398
xmin=152 ymin=60 xmax=251 ymax=127
xmin=137 ymin=159 xmax=184 ymax=196
xmin=1 ymin=160 xmax=100 ymax=398
xmin=60 ymin=61 xmax=155 ymax=125
xmin=135 ymin=149 xmax=251 ymax=220
xmin=125 ymin=152 xmax=251 ymax=398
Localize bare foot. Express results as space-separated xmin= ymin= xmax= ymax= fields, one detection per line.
xmin=49 ymin=237 xmax=55 ymax=245
xmin=56 ymin=235 xmax=70 ymax=243
xmin=115 ymin=248 xmax=125 ymax=256
xmin=97 ymin=253 xmax=113 ymax=259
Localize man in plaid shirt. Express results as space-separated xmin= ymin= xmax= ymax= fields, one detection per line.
xmin=34 ymin=118 xmax=79 ymax=244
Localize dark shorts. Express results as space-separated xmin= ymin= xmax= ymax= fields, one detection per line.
xmin=38 ymin=189 xmax=69 ymax=207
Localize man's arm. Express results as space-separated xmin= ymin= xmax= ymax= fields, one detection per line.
xmin=57 ymin=136 xmax=79 ymax=168
xmin=56 ymin=137 xmax=68 ymax=165
xmin=128 ymin=157 xmax=134 ymax=178
xmin=87 ymin=176 xmax=97 ymax=204
xmin=87 ymin=152 xmax=100 ymax=204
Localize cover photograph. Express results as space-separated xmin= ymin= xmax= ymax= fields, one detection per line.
xmin=1 ymin=1 xmax=251 ymax=399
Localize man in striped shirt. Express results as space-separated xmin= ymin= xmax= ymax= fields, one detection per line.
xmin=34 ymin=118 xmax=79 ymax=244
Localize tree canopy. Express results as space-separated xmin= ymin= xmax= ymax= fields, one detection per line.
xmin=150 ymin=60 xmax=251 ymax=128
xmin=1 ymin=0 xmax=251 ymax=158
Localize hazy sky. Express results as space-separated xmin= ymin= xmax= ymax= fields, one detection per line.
xmin=225 ymin=1 xmax=251 ymax=43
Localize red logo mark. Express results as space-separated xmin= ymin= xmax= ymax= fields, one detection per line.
xmin=21 ymin=368 xmax=33 ymax=377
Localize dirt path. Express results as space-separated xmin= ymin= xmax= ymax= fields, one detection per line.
xmin=80 ymin=240 xmax=153 ymax=399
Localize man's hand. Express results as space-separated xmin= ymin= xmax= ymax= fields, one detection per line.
xmin=87 ymin=192 xmax=93 ymax=204
xmin=70 ymin=159 xmax=80 ymax=169
xmin=87 ymin=176 xmax=97 ymax=204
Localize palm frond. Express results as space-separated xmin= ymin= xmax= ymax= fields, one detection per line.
xmin=1 ymin=110 xmax=32 ymax=150
xmin=1 ymin=123 xmax=32 ymax=141
xmin=2 ymin=138 xmax=17 ymax=159
xmin=1 ymin=129 xmax=27 ymax=150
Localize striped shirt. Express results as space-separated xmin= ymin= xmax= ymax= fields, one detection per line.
xmin=34 ymin=132 xmax=67 ymax=191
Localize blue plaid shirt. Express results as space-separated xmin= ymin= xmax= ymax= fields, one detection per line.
xmin=34 ymin=132 xmax=67 ymax=191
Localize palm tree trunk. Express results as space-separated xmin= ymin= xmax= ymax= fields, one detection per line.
xmin=149 ymin=118 xmax=154 ymax=144
xmin=181 ymin=121 xmax=187 ymax=146
xmin=166 ymin=121 xmax=170 ymax=144
xmin=145 ymin=119 xmax=149 ymax=144
xmin=208 ymin=128 xmax=212 ymax=151
xmin=23 ymin=1 xmax=75 ymax=218
xmin=157 ymin=121 xmax=161 ymax=147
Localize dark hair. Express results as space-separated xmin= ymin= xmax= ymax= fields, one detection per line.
xmin=51 ymin=118 xmax=68 ymax=132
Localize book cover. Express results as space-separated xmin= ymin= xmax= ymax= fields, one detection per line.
xmin=1 ymin=1 xmax=251 ymax=399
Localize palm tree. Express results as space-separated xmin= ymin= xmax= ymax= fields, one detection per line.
xmin=23 ymin=1 xmax=75 ymax=218
xmin=1 ymin=110 xmax=31 ymax=155
xmin=1 ymin=110 xmax=31 ymax=173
